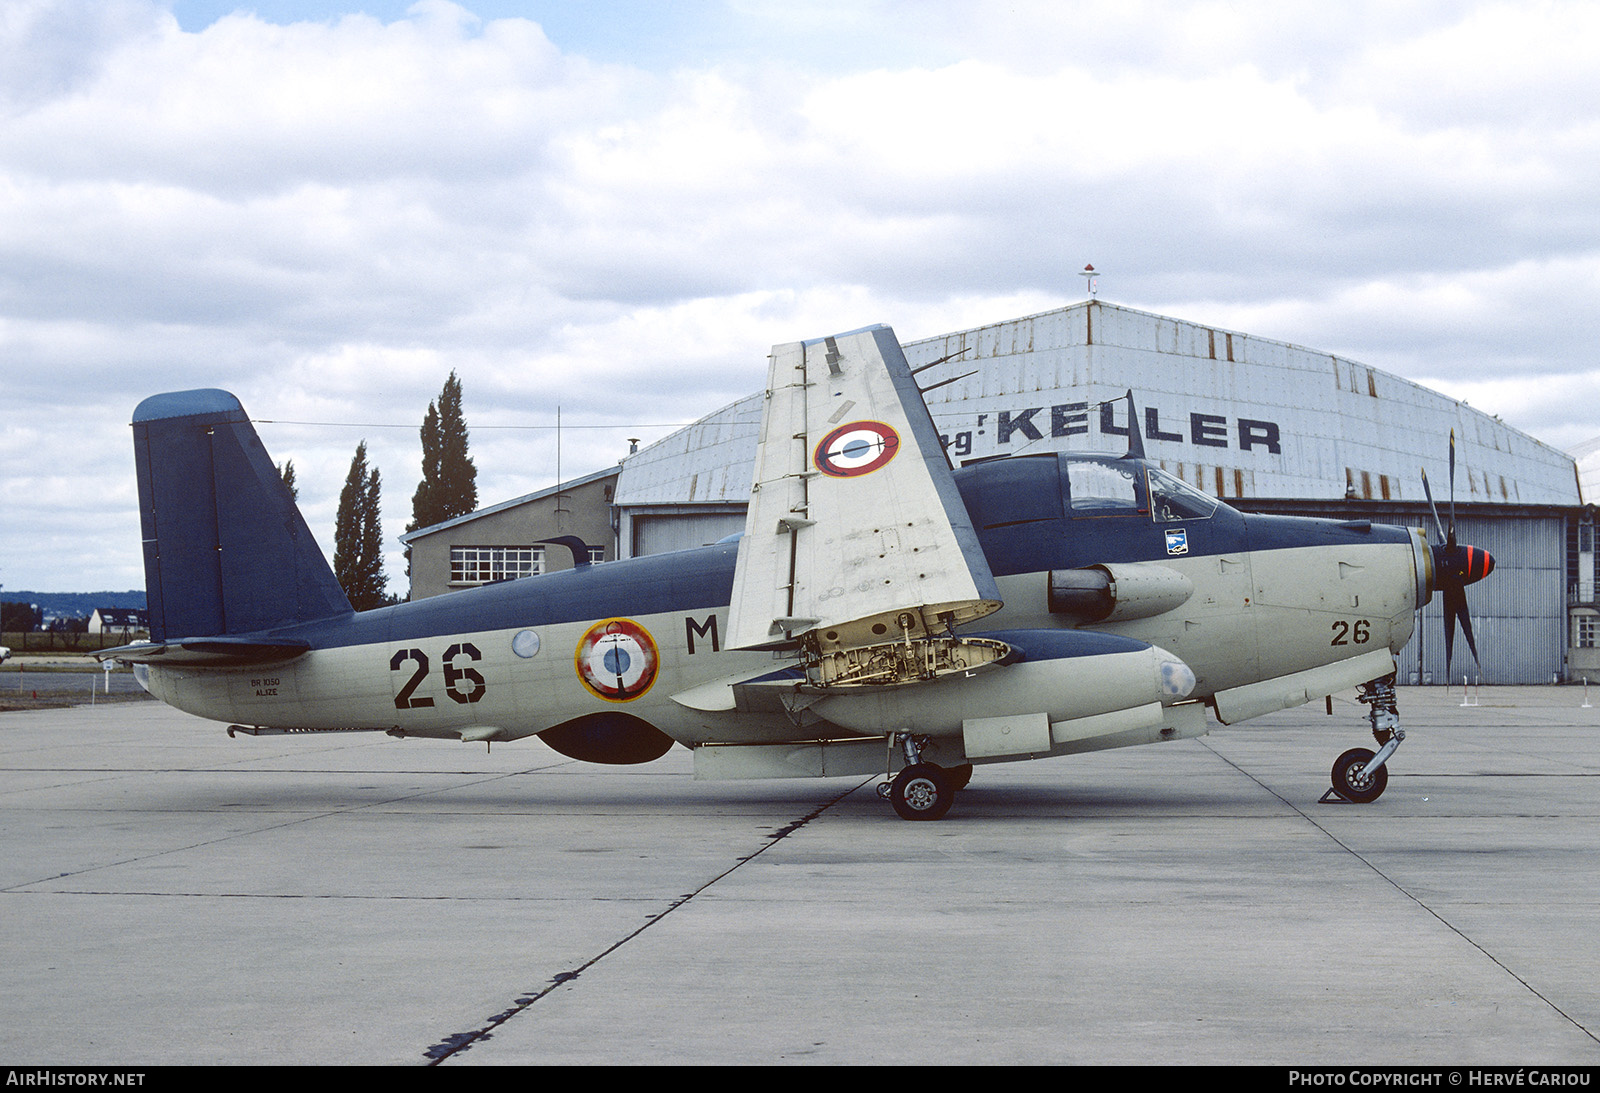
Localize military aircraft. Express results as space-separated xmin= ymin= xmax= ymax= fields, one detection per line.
xmin=98 ymin=325 xmax=1493 ymax=819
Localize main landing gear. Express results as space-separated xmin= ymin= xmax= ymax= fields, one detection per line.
xmin=1325 ymin=674 xmax=1404 ymax=804
xmin=877 ymin=733 xmax=970 ymax=820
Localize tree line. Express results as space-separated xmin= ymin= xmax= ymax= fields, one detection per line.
xmin=287 ymin=372 xmax=478 ymax=611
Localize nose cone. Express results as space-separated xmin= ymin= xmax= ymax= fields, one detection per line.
xmin=1468 ymin=546 xmax=1494 ymax=585
xmin=1431 ymin=541 xmax=1494 ymax=595
xmin=1451 ymin=544 xmax=1495 ymax=587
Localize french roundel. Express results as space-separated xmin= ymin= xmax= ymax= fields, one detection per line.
xmin=814 ymin=421 xmax=900 ymax=478
xmin=575 ymin=618 xmax=660 ymax=702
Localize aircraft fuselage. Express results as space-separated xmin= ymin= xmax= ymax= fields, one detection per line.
xmin=144 ymin=453 xmax=1428 ymax=761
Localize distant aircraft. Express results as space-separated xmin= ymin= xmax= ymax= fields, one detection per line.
xmin=99 ymin=325 xmax=1492 ymax=819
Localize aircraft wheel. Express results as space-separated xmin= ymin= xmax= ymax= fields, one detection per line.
xmin=890 ymin=763 xmax=954 ymax=821
xmin=946 ymin=763 xmax=974 ymax=791
xmin=1332 ymin=747 xmax=1388 ymax=803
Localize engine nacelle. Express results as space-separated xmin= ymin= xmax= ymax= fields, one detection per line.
xmin=1048 ymin=563 xmax=1194 ymax=622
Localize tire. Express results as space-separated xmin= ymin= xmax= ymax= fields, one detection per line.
xmin=890 ymin=763 xmax=954 ymax=820
xmin=1332 ymin=747 xmax=1388 ymax=803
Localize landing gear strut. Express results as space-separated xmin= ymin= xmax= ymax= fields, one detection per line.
xmin=1326 ymin=674 xmax=1404 ymax=803
xmin=878 ymin=732 xmax=956 ymax=820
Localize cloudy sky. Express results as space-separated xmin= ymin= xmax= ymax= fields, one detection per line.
xmin=3 ymin=0 xmax=1597 ymax=594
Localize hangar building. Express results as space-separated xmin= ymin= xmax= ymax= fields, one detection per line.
xmin=407 ymin=300 xmax=1590 ymax=685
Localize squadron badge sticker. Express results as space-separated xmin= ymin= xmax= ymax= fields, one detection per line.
xmin=575 ymin=618 xmax=660 ymax=702
xmin=1165 ymin=529 xmax=1189 ymax=556
xmin=814 ymin=420 xmax=900 ymax=478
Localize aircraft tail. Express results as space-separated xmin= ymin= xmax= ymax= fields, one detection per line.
xmin=132 ymin=389 xmax=353 ymax=642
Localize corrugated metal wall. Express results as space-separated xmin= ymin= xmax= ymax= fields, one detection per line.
xmin=905 ymin=301 xmax=1578 ymax=508
xmin=1396 ymin=514 xmax=1567 ymax=685
xmin=629 ymin=511 xmax=746 ymax=557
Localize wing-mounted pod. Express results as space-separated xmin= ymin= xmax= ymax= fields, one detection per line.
xmin=725 ymin=326 xmax=1007 ymax=688
xmin=1048 ymin=563 xmax=1196 ymax=624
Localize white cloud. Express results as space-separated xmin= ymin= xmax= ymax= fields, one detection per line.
xmin=3 ymin=0 xmax=1599 ymax=592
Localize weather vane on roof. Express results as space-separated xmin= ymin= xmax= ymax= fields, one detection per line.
xmin=1080 ymin=264 xmax=1099 ymax=298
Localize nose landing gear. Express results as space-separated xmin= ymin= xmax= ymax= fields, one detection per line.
xmin=1331 ymin=746 xmax=1389 ymax=803
xmin=1324 ymin=674 xmax=1404 ymax=804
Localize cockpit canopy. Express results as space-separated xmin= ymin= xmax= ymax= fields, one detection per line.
xmin=1068 ymin=457 xmax=1220 ymax=523
xmin=956 ymin=452 xmax=1226 ymax=532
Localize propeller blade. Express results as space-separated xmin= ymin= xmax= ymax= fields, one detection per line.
xmin=1442 ymin=584 xmax=1457 ymax=671
xmin=1454 ymin=588 xmax=1482 ymax=668
xmin=1441 ymin=583 xmax=1483 ymax=674
xmin=1426 ymin=430 xmax=1492 ymax=679
xmin=1447 ymin=429 xmax=1458 ymax=548
xmin=1420 ymin=468 xmax=1448 ymax=545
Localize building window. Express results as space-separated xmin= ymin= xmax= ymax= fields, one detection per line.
xmin=450 ymin=546 xmax=544 ymax=586
xmin=587 ymin=546 xmax=606 ymax=565
xmin=1578 ymin=615 xmax=1598 ymax=649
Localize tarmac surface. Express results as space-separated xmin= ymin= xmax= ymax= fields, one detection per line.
xmin=1 ymin=684 xmax=1597 ymax=1066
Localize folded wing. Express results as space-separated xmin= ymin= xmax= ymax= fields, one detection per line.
xmin=726 ymin=325 xmax=1004 ymax=683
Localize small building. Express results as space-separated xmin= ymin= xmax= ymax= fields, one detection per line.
xmin=400 ymin=466 xmax=619 ymax=601
xmin=89 ymin=607 xmax=148 ymax=635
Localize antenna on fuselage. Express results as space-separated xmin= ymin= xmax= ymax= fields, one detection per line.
xmin=1119 ymin=390 xmax=1145 ymax=460
xmin=1087 ymin=390 xmax=1145 ymax=460
xmin=913 ymin=347 xmax=977 ymax=397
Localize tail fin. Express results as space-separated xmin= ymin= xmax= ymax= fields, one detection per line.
xmin=133 ymin=390 xmax=353 ymax=641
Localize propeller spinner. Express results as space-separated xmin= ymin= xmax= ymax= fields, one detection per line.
xmin=1420 ymin=431 xmax=1496 ymax=674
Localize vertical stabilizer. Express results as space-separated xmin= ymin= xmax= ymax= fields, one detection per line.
xmin=132 ymin=390 xmax=353 ymax=641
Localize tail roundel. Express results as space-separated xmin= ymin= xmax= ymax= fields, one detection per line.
xmin=132 ymin=390 xmax=353 ymax=642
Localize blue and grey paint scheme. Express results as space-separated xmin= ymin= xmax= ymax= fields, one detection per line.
xmin=108 ymin=381 xmax=1437 ymax=781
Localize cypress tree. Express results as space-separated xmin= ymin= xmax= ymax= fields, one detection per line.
xmin=334 ymin=441 xmax=388 ymax=611
xmin=277 ymin=460 xmax=298 ymax=501
xmin=410 ymin=371 xmax=477 ymax=533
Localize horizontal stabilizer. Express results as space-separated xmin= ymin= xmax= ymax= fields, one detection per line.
xmin=96 ymin=637 xmax=312 ymax=668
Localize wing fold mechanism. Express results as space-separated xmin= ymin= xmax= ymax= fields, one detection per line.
xmin=726 ymin=325 xmax=1006 ymax=689
xmin=809 ymin=626 xmax=1012 ymax=689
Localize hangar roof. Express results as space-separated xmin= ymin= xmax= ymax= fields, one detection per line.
xmin=401 ymin=464 xmax=619 ymax=544
xmin=1568 ymin=435 xmax=1600 ymax=507
xmin=616 ymin=300 xmax=1578 ymax=509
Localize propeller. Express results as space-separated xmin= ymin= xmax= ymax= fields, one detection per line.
xmin=1419 ymin=430 xmax=1495 ymax=675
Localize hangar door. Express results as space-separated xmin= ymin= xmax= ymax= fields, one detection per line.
xmin=630 ymin=512 xmax=747 ymax=557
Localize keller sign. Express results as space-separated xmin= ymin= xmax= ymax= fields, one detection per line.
xmin=937 ymin=401 xmax=1282 ymax=460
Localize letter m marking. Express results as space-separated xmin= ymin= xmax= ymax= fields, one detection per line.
xmin=686 ymin=614 xmax=720 ymax=654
